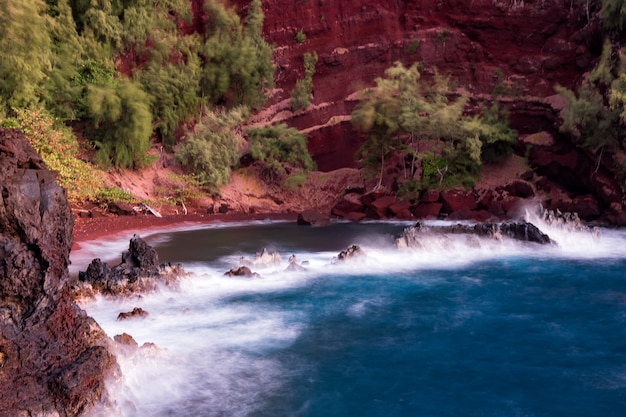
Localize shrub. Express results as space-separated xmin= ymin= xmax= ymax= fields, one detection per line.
xmin=295 ymin=30 xmax=307 ymax=43
xmin=176 ymin=107 xmax=248 ymax=190
xmin=85 ymin=78 xmax=154 ymax=169
xmin=12 ymin=107 xmax=104 ymax=202
xmin=247 ymin=123 xmax=316 ymax=180
xmin=291 ymin=52 xmax=318 ymax=111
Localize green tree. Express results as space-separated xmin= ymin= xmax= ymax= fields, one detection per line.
xmin=85 ymin=78 xmax=154 ymax=169
xmin=602 ymin=0 xmax=626 ymax=29
xmin=0 ymin=0 xmax=52 ymax=113
xmin=353 ymin=61 xmax=515 ymax=193
xmin=247 ymin=123 xmax=316 ymax=181
xmin=177 ymin=107 xmax=249 ymax=189
xmin=352 ymin=86 xmax=403 ymax=189
xmin=556 ymin=84 xmax=619 ymax=152
xmin=200 ymin=0 xmax=273 ymax=108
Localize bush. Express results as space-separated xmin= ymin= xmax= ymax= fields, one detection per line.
xmin=12 ymin=107 xmax=105 ymax=203
xmin=295 ymin=30 xmax=307 ymax=43
xmin=84 ymin=78 xmax=154 ymax=169
xmin=176 ymin=107 xmax=247 ymax=190
xmin=290 ymin=52 xmax=318 ymax=111
xmin=247 ymin=123 xmax=316 ymax=180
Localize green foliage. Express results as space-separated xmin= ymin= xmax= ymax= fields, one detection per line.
xmin=435 ymin=29 xmax=450 ymax=44
xmin=247 ymin=123 xmax=316 ymax=180
xmin=295 ymin=30 xmax=307 ymax=43
xmin=291 ymin=52 xmax=318 ymax=111
xmin=0 ymin=0 xmax=52 ymax=113
xmin=155 ymin=173 xmax=205 ymax=206
xmin=407 ymin=39 xmax=421 ymax=54
xmin=12 ymin=107 xmax=105 ymax=202
xmin=96 ymin=186 xmax=136 ymax=205
xmin=353 ymin=61 xmax=516 ymax=195
xmin=589 ymin=38 xmax=615 ymax=87
xmin=200 ymin=0 xmax=274 ymax=109
xmin=556 ymin=84 xmax=619 ymax=152
xmin=284 ymin=173 xmax=308 ymax=189
xmin=462 ymin=103 xmax=516 ymax=163
xmin=176 ymin=107 xmax=248 ymax=190
xmin=84 ymin=78 xmax=154 ymax=169
xmin=610 ymin=72 xmax=626 ymax=122
xmin=602 ymin=0 xmax=626 ymax=30
xmin=139 ymin=36 xmax=202 ymax=146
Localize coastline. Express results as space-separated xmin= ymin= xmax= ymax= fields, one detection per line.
xmin=71 ymin=212 xmax=300 ymax=250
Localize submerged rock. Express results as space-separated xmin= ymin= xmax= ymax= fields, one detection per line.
xmin=117 ymin=307 xmax=149 ymax=321
xmin=225 ymin=265 xmax=259 ymax=277
xmin=78 ymin=235 xmax=186 ymax=296
xmin=286 ymin=254 xmax=307 ymax=271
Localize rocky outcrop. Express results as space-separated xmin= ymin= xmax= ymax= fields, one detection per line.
xmin=78 ymin=235 xmax=186 ymax=296
xmin=521 ymin=130 xmax=626 ymax=225
xmin=397 ymin=220 xmax=553 ymax=248
xmin=332 ymin=182 xmax=544 ymax=222
xmin=0 ymin=128 xmax=117 ymax=416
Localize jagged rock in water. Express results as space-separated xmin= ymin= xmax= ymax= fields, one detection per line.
xmin=78 ymin=235 xmax=186 ymax=296
xmin=335 ymin=244 xmax=366 ymax=262
xmin=397 ymin=221 xmax=553 ymax=248
xmin=0 ymin=128 xmax=117 ymax=415
xmin=224 ymin=265 xmax=259 ymax=277
xmin=117 ymin=307 xmax=149 ymax=321
xmin=254 ymin=248 xmax=281 ymax=266
xmin=540 ymin=207 xmax=599 ymax=235
xmin=285 ymin=254 xmax=307 ymax=272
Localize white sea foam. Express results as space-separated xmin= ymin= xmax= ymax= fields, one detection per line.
xmin=77 ymin=220 xmax=626 ymax=416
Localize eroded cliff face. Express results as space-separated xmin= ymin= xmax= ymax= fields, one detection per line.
xmin=232 ymin=0 xmax=600 ymax=168
xmin=0 ymin=128 xmax=116 ymax=416
xmin=228 ymin=0 xmax=625 ymax=223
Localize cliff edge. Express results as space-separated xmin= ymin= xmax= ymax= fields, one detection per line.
xmin=0 ymin=128 xmax=117 ymax=416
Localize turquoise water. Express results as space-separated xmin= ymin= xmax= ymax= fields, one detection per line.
xmin=76 ymin=221 xmax=626 ymax=417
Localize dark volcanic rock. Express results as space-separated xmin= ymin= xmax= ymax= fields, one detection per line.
xmin=78 ymin=235 xmax=186 ymax=296
xmin=335 ymin=244 xmax=365 ymax=262
xmin=397 ymin=221 xmax=553 ymax=247
xmin=0 ymin=128 xmax=117 ymax=416
xmin=117 ymin=307 xmax=149 ymax=321
xmin=225 ymin=265 xmax=259 ymax=277
xmin=297 ymin=210 xmax=331 ymax=226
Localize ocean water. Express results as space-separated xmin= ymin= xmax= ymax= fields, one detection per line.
xmin=73 ymin=219 xmax=626 ymax=417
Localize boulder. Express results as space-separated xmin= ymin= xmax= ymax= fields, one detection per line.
xmin=297 ymin=210 xmax=331 ymax=226
xmin=412 ymin=202 xmax=443 ymax=219
xmin=420 ymin=190 xmax=440 ymax=203
xmin=440 ymin=189 xmax=477 ymax=214
xmin=332 ymin=192 xmax=365 ymax=216
xmin=396 ymin=221 xmax=553 ymax=247
xmin=335 ymin=244 xmax=365 ymax=262
xmin=368 ymin=196 xmax=399 ymax=219
xmin=388 ymin=200 xmax=413 ymax=218
xmin=285 ymin=254 xmax=307 ymax=272
xmin=224 ymin=266 xmax=259 ymax=277
xmin=504 ymin=180 xmax=535 ymax=198
xmin=345 ymin=211 xmax=367 ymax=222
xmin=117 ymin=307 xmax=149 ymax=321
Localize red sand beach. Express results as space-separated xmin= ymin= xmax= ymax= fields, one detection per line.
xmin=72 ymin=212 xmax=299 ymax=250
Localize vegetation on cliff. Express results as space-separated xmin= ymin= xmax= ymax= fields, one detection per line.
xmin=352 ymin=62 xmax=516 ymax=194
xmin=0 ymin=0 xmax=278 ymax=205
